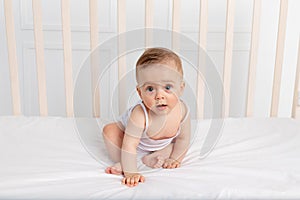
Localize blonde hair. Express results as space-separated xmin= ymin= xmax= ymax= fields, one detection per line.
xmin=136 ymin=47 xmax=183 ymax=77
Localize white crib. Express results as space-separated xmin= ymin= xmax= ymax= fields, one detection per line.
xmin=1 ymin=0 xmax=300 ymax=199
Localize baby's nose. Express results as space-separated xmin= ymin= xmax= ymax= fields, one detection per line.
xmin=155 ymin=90 xmax=165 ymax=100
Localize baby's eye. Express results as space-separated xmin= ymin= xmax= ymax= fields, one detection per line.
xmin=146 ymin=86 xmax=154 ymax=92
xmin=165 ymin=85 xmax=172 ymax=90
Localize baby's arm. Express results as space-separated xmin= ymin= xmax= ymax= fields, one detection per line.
xmin=163 ymin=113 xmax=191 ymax=169
xmin=121 ymin=106 xmax=145 ymax=187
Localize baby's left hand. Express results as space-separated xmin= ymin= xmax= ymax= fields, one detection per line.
xmin=162 ymin=158 xmax=181 ymax=169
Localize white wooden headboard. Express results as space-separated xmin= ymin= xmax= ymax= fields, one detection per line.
xmin=2 ymin=0 xmax=300 ymax=119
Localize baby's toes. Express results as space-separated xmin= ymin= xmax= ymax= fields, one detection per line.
xmin=154 ymin=156 xmax=164 ymax=168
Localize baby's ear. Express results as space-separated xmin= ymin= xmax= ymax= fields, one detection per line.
xmin=179 ymin=81 xmax=185 ymax=96
xmin=136 ymin=86 xmax=142 ymax=97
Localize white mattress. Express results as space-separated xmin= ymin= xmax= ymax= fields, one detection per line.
xmin=0 ymin=116 xmax=300 ymax=199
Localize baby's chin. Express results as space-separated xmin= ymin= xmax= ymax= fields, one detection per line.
xmin=149 ymin=106 xmax=171 ymax=115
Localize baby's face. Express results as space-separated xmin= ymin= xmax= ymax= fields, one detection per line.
xmin=136 ymin=63 xmax=184 ymax=115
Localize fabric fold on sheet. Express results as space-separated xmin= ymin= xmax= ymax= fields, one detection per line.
xmin=0 ymin=117 xmax=300 ymax=199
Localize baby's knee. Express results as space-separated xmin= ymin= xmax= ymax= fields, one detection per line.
xmin=102 ymin=123 xmax=124 ymax=140
xmin=102 ymin=124 xmax=114 ymax=137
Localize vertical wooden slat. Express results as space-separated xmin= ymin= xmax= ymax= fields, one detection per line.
xmin=32 ymin=0 xmax=48 ymax=116
xmin=89 ymin=0 xmax=100 ymax=118
xmin=118 ymin=0 xmax=127 ymax=115
xmin=61 ymin=0 xmax=74 ymax=117
xmin=196 ymin=0 xmax=208 ymax=119
xmin=270 ymin=0 xmax=288 ymax=117
xmin=4 ymin=0 xmax=22 ymax=116
xmin=222 ymin=0 xmax=235 ymax=118
xmin=172 ymin=0 xmax=180 ymax=51
xmin=246 ymin=0 xmax=261 ymax=117
xmin=145 ymin=0 xmax=154 ymax=47
xmin=292 ymin=38 xmax=300 ymax=119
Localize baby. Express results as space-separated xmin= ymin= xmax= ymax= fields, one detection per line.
xmin=102 ymin=47 xmax=191 ymax=187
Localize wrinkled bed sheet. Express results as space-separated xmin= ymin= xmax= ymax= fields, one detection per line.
xmin=0 ymin=116 xmax=300 ymax=199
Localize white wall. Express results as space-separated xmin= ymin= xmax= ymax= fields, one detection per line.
xmin=0 ymin=0 xmax=299 ymax=119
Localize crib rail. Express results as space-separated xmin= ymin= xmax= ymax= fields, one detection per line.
xmin=117 ymin=0 xmax=127 ymax=116
xmin=61 ymin=0 xmax=74 ymax=117
xmin=196 ymin=0 xmax=208 ymax=119
xmin=32 ymin=0 xmax=48 ymax=116
xmin=3 ymin=0 xmax=300 ymax=119
xmin=145 ymin=0 xmax=154 ymax=47
xmin=222 ymin=0 xmax=235 ymax=118
xmin=270 ymin=0 xmax=289 ymax=117
xmin=89 ymin=0 xmax=100 ymax=118
xmin=3 ymin=0 xmax=21 ymax=116
xmin=246 ymin=0 xmax=261 ymax=117
xmin=292 ymin=38 xmax=300 ymax=118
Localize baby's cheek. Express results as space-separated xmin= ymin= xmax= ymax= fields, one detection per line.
xmin=141 ymin=98 xmax=153 ymax=108
xmin=170 ymin=92 xmax=181 ymax=102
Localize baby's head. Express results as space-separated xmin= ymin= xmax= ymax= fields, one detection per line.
xmin=136 ymin=47 xmax=183 ymax=80
xmin=135 ymin=48 xmax=185 ymax=114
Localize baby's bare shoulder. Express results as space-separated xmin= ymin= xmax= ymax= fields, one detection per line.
xmin=129 ymin=105 xmax=146 ymax=126
xmin=131 ymin=104 xmax=144 ymax=115
xmin=125 ymin=105 xmax=146 ymax=137
xmin=180 ymin=101 xmax=189 ymax=119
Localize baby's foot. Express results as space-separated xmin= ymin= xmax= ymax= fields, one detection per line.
xmin=105 ymin=162 xmax=123 ymax=175
xmin=142 ymin=155 xmax=165 ymax=168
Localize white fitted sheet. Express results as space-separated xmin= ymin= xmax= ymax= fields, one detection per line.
xmin=0 ymin=116 xmax=300 ymax=199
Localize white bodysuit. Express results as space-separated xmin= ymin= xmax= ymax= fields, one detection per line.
xmin=118 ymin=101 xmax=189 ymax=152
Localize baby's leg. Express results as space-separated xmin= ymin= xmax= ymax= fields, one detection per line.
xmin=142 ymin=143 xmax=174 ymax=168
xmin=102 ymin=122 xmax=124 ymax=174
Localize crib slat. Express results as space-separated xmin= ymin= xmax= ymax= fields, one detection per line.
xmin=270 ymin=0 xmax=288 ymax=117
xmin=196 ymin=0 xmax=208 ymax=119
xmin=172 ymin=0 xmax=180 ymax=51
xmin=61 ymin=0 xmax=74 ymax=117
xmin=246 ymin=0 xmax=261 ymax=117
xmin=4 ymin=0 xmax=22 ymax=116
xmin=90 ymin=0 xmax=99 ymax=50
xmin=32 ymin=0 xmax=48 ymax=116
xmin=145 ymin=0 xmax=154 ymax=47
xmin=118 ymin=0 xmax=127 ymax=115
xmin=223 ymin=0 xmax=235 ymax=118
xmin=89 ymin=0 xmax=100 ymax=118
xmin=292 ymin=38 xmax=300 ymax=119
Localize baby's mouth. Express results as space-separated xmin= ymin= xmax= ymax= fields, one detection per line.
xmin=156 ymin=104 xmax=168 ymax=110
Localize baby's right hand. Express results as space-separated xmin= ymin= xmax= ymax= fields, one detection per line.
xmin=122 ymin=172 xmax=145 ymax=187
